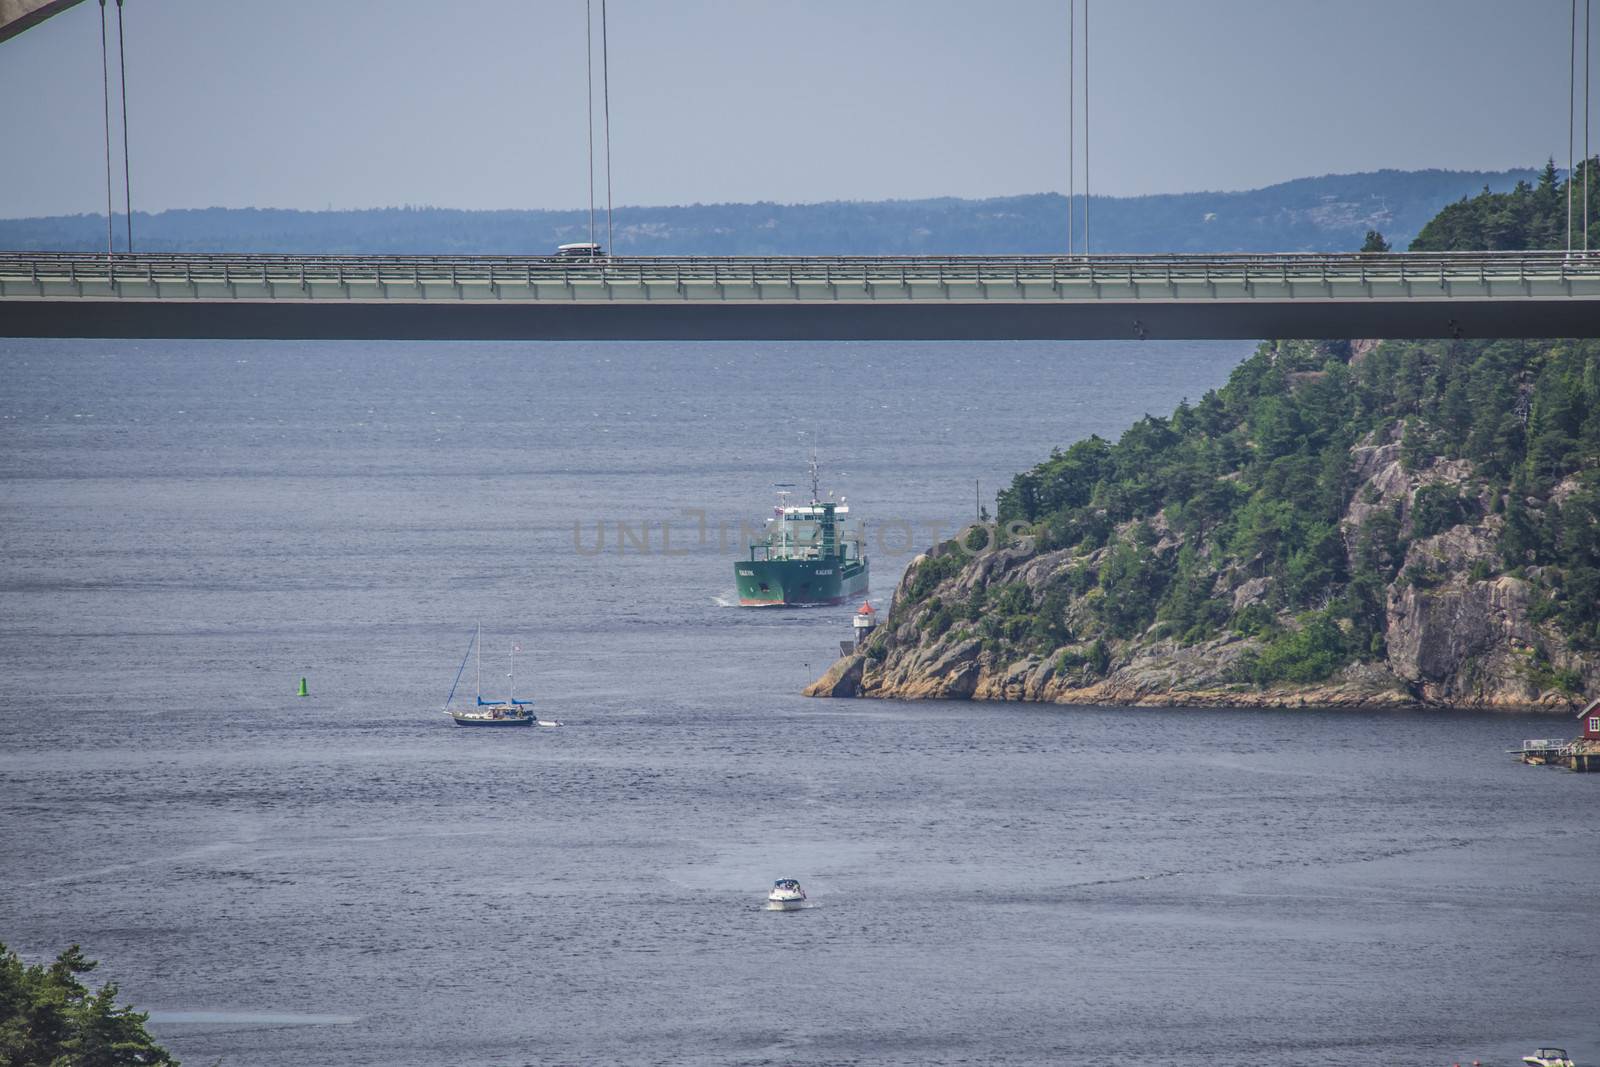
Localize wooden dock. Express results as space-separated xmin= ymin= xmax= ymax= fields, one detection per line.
xmin=1512 ymin=738 xmax=1600 ymax=772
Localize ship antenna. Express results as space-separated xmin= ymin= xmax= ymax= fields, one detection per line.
xmin=809 ymin=446 xmax=820 ymax=504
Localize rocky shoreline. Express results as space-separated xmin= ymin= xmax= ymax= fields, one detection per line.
xmin=803 ymin=644 xmax=1577 ymax=714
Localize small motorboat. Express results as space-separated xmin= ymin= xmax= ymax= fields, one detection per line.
xmin=766 ymin=878 xmax=806 ymax=910
xmin=535 ymin=718 xmax=564 ymax=728
xmin=1524 ymin=1049 xmax=1575 ymax=1067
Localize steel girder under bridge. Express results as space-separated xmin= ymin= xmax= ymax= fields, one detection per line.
xmin=0 ymin=0 xmax=85 ymax=44
xmin=2 ymin=251 xmax=1598 ymax=341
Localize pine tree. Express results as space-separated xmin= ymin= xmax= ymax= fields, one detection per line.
xmin=0 ymin=942 xmax=177 ymax=1067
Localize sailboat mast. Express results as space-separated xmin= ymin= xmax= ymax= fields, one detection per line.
xmin=475 ymin=621 xmax=481 ymax=701
xmin=444 ymin=628 xmax=476 ymax=711
xmin=510 ymin=644 xmax=516 ymax=703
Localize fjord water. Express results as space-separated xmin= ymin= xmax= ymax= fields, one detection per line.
xmin=1 ymin=340 xmax=1596 ymax=1066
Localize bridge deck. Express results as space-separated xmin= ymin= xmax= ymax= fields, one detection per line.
xmin=3 ymin=251 xmax=1598 ymax=340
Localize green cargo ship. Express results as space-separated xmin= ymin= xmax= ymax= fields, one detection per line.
xmin=735 ymin=464 xmax=868 ymax=607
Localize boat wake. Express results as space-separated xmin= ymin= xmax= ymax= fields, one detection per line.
xmin=147 ymin=1010 xmax=358 ymax=1027
xmin=713 ymin=589 xmax=850 ymax=610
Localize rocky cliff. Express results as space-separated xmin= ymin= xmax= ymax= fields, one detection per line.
xmin=810 ymin=562 xmax=1594 ymax=714
xmin=808 ymin=500 xmax=1593 ymax=714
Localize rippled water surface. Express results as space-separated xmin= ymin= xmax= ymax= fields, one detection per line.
xmin=1 ymin=340 xmax=1595 ymax=1066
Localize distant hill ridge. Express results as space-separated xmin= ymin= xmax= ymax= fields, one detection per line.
xmin=0 ymin=167 xmax=1536 ymax=255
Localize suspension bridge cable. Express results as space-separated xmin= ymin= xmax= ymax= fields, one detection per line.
xmin=96 ymin=0 xmax=112 ymax=257
xmin=1068 ymin=0 xmax=1074 ymax=256
xmin=582 ymin=0 xmax=595 ymax=251
xmin=601 ymin=0 xmax=614 ymax=256
xmin=115 ymin=0 xmax=131 ymax=253
xmin=1568 ymin=0 xmax=1580 ymax=255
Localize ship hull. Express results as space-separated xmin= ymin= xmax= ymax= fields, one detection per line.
xmin=735 ymin=558 xmax=868 ymax=607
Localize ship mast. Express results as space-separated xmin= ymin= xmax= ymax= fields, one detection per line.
xmin=808 ymin=446 xmax=820 ymax=505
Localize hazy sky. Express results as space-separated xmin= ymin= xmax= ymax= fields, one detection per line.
xmin=1 ymin=0 xmax=1595 ymax=217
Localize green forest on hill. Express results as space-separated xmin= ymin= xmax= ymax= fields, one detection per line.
xmin=903 ymin=160 xmax=1600 ymax=690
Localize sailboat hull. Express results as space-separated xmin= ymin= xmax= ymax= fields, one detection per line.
xmin=449 ymin=711 xmax=533 ymax=727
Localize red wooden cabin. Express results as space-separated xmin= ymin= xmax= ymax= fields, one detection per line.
xmin=1580 ymin=697 xmax=1600 ymax=741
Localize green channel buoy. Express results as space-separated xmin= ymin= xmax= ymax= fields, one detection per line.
xmin=297 ymin=676 xmax=309 ymax=697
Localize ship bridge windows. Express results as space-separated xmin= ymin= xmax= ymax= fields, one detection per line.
xmin=774 ymin=521 xmax=823 ymax=558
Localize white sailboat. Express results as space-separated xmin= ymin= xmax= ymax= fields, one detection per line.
xmin=442 ymin=625 xmax=533 ymax=727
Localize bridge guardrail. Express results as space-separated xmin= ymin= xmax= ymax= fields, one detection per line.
xmin=5 ymin=250 xmax=1600 ymax=268
xmin=3 ymin=250 xmax=1599 ymax=300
